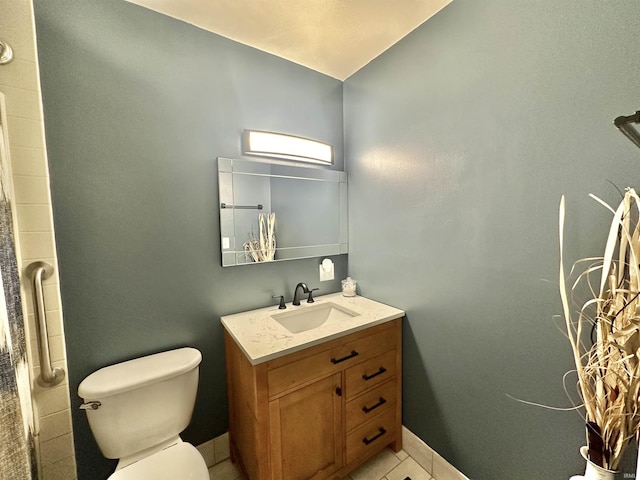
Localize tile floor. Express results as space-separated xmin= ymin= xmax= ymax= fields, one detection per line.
xmin=208 ymin=447 xmax=434 ymax=480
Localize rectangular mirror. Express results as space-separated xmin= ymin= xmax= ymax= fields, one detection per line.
xmin=218 ymin=157 xmax=348 ymax=267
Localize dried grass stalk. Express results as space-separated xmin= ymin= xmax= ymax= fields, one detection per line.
xmin=244 ymin=212 xmax=276 ymax=262
xmin=560 ymin=188 xmax=640 ymax=470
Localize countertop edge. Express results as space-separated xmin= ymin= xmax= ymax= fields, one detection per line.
xmin=226 ymin=313 xmax=403 ymax=366
xmin=221 ymin=294 xmax=405 ymax=366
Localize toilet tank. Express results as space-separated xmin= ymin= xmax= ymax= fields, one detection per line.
xmin=78 ymin=347 xmax=202 ymax=459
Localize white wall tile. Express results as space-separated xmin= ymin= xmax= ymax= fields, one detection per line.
xmin=207 ymin=459 xmax=243 ymax=480
xmin=0 ymin=0 xmax=37 ymax=62
xmin=25 ymin=312 xmax=64 ymax=354
xmin=197 ymin=439 xmax=216 ymax=468
xmin=34 ymin=383 xmax=71 ymax=417
xmin=10 ymin=145 xmax=49 ymax=176
xmin=402 ymin=426 xmax=434 ymax=475
xmin=1 ymin=85 xmax=42 ymax=120
xmin=39 ymin=409 xmax=73 ymax=443
xmin=16 ymin=204 xmax=54 ymax=231
xmin=22 ymin=282 xmax=62 ymax=321
xmin=30 ymin=335 xmax=67 ymax=372
xmin=39 ymin=432 xmax=75 ymax=466
xmin=42 ymin=283 xmax=61 ymax=311
xmin=198 ymin=432 xmax=231 ymax=468
xmin=13 ymin=175 xmax=52 ymax=204
xmin=6 ymin=115 xmax=45 ymax=149
xmin=432 ymin=451 xmax=469 ymax=480
xmin=16 ymin=231 xmax=56 ymax=259
xmin=214 ymin=432 xmax=230 ymax=464
xmin=45 ymin=310 xmax=64 ymax=336
xmin=26 ymin=309 xmax=63 ymax=337
xmin=0 ymin=58 xmax=39 ymax=91
xmin=2 ymin=1 xmax=75 ymax=476
xmin=40 ymin=455 xmax=77 ymax=480
xmin=32 ymin=359 xmax=69 ymax=390
xmin=23 ymin=262 xmax=60 ymax=293
xmin=40 ymin=333 xmax=66 ymax=364
xmin=401 ymin=427 xmax=469 ymax=480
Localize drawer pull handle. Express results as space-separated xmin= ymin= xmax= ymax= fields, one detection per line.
xmin=331 ymin=350 xmax=359 ymax=364
xmin=362 ymin=427 xmax=387 ymax=445
xmin=362 ymin=397 xmax=387 ymax=414
xmin=362 ymin=367 xmax=387 ymax=381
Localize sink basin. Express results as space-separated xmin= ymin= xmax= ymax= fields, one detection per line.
xmin=272 ymin=302 xmax=359 ymax=334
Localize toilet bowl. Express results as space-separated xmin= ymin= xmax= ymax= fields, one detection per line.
xmin=78 ymin=347 xmax=209 ymax=479
xmin=107 ymin=441 xmax=207 ymax=480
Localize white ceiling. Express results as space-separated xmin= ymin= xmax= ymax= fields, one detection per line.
xmin=125 ymin=0 xmax=452 ymax=80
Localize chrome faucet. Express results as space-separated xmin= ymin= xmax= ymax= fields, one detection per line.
xmin=292 ymin=282 xmax=309 ymax=306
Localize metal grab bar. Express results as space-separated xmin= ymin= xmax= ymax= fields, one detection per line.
xmin=25 ymin=261 xmax=65 ymax=387
xmin=0 ymin=39 xmax=13 ymax=65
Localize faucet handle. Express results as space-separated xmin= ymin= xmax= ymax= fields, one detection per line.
xmin=307 ymin=288 xmax=319 ymax=303
xmin=272 ymin=295 xmax=286 ymax=309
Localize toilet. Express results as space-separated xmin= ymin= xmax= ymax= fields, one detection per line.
xmin=78 ymin=347 xmax=209 ymax=479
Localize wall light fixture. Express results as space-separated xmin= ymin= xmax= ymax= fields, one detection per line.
xmin=242 ymin=130 xmax=333 ymax=165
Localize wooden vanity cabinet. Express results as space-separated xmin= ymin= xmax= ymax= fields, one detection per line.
xmin=269 ymin=373 xmax=343 ymax=480
xmin=224 ymin=318 xmax=402 ymax=480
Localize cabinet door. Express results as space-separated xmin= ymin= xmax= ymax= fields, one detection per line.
xmin=269 ymin=373 xmax=343 ymax=480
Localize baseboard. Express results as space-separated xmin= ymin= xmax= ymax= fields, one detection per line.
xmin=198 ymin=427 xmax=468 ymax=479
xmin=196 ymin=432 xmax=230 ymax=468
xmin=402 ymin=426 xmax=469 ymax=480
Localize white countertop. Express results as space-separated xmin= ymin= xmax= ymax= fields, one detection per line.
xmin=221 ymin=293 xmax=405 ymax=365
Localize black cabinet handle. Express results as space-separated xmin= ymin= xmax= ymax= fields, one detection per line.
xmin=362 ymin=427 xmax=387 ymax=445
xmin=331 ymin=350 xmax=359 ymax=364
xmin=362 ymin=367 xmax=387 ymax=381
xmin=335 ymin=387 xmax=342 ymax=397
xmin=362 ymin=397 xmax=387 ymax=414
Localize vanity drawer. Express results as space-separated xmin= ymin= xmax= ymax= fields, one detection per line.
xmin=268 ymin=323 xmax=399 ymax=397
xmin=338 ymin=325 xmax=398 ymax=367
xmin=268 ymin=349 xmax=338 ymax=397
xmin=345 ymin=379 xmax=396 ymax=433
xmin=345 ymin=349 xmax=397 ymax=399
xmin=346 ymin=409 xmax=396 ymax=465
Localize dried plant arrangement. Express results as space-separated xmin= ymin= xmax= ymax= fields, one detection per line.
xmin=559 ymin=187 xmax=640 ymax=471
xmin=243 ymin=212 xmax=276 ymax=262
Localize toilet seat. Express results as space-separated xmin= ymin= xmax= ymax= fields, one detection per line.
xmin=107 ymin=442 xmax=208 ymax=480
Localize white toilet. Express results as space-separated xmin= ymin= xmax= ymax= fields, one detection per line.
xmin=78 ymin=347 xmax=209 ymax=479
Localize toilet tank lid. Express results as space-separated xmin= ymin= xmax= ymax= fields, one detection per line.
xmin=78 ymin=347 xmax=202 ymax=399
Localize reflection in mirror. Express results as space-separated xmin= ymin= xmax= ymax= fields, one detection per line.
xmin=218 ymin=158 xmax=348 ymax=267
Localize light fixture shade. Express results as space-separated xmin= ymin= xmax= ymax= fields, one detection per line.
xmin=242 ymin=130 xmax=333 ymax=165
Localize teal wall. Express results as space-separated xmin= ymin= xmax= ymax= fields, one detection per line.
xmin=34 ymin=0 xmax=640 ymax=478
xmin=33 ymin=2 xmax=346 ymax=479
xmin=344 ymin=0 xmax=640 ymax=478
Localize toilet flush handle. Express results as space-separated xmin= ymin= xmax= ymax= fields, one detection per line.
xmin=79 ymin=401 xmax=102 ymax=410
